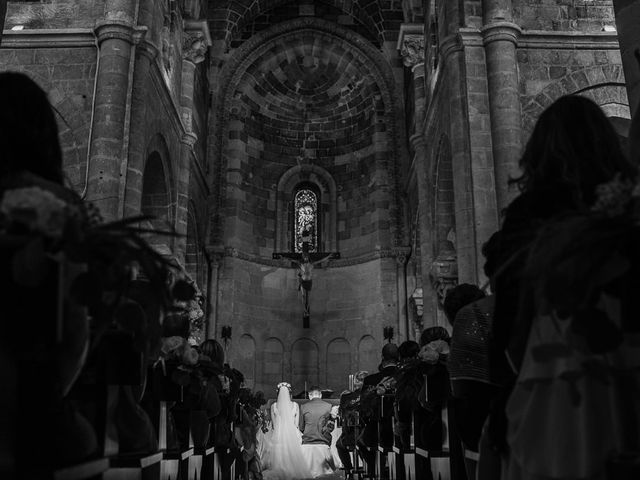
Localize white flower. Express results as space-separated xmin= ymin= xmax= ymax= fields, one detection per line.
xmin=419 ymin=340 xmax=450 ymax=364
xmin=161 ymin=336 xmax=186 ymax=356
xmin=182 ymin=346 xmax=199 ymax=365
xmin=0 ymin=187 xmax=68 ymax=238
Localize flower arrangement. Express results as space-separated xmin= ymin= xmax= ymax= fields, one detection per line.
xmin=0 ymin=172 xmax=194 ymax=388
xmin=418 ymin=339 xmax=450 ymax=365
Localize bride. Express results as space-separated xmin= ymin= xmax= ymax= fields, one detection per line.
xmin=259 ymin=382 xmax=312 ymax=480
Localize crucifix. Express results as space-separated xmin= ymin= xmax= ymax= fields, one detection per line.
xmin=273 ymin=242 xmax=340 ymax=328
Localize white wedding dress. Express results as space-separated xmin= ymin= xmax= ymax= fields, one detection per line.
xmin=260 ymin=386 xmax=313 ymax=480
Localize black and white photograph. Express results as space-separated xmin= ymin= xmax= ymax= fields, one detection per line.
xmin=0 ymin=1 xmax=639 ymax=479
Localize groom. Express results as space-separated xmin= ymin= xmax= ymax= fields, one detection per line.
xmin=299 ymin=386 xmax=335 ymax=477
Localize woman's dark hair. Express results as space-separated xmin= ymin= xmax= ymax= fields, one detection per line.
xmin=512 ymin=95 xmax=636 ymax=205
xmin=419 ymin=326 xmax=451 ymax=347
xmin=443 ymin=283 xmax=485 ymax=324
xmin=398 ymin=340 xmax=420 ymax=360
xmin=200 ymin=339 xmax=225 ymax=367
xmin=482 ymin=230 xmax=503 ymax=278
xmin=0 ymin=72 xmax=64 ymax=183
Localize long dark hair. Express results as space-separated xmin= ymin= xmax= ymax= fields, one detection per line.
xmin=512 ymin=95 xmax=636 ymax=206
xmin=0 ymin=72 xmax=64 ymax=184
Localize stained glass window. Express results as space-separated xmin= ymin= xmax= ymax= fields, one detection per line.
xmin=294 ymin=188 xmax=318 ymax=253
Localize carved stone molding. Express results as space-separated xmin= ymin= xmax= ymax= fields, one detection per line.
xmin=429 ymin=253 xmax=458 ymax=307
xmin=481 ymin=21 xmax=522 ymax=47
xmin=183 ymin=19 xmax=212 ymax=64
xmin=397 ymin=23 xmax=425 ymax=68
xmin=392 ymin=246 xmax=412 ymax=266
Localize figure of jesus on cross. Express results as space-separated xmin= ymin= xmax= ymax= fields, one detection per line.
xmin=273 ymin=242 xmax=339 ymax=328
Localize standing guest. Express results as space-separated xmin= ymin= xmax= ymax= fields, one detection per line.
xmin=443 ymin=284 xmax=486 ymax=327
xmin=0 ymin=72 xmax=97 ymax=478
xmin=449 ymin=232 xmax=503 ymax=480
xmin=335 ymin=371 xmax=367 ymax=479
xmin=360 ymin=344 xmax=399 ymax=473
xmin=490 ymin=95 xmax=638 ymax=479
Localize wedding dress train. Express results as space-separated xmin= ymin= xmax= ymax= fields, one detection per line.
xmin=260 ymin=387 xmax=313 ymax=480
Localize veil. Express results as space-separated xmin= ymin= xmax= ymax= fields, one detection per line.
xmin=261 ymin=385 xmax=311 ymax=480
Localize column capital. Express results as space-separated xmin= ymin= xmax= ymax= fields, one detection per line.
xmin=481 ymin=21 xmax=522 ymax=46
xmin=94 ymin=20 xmax=136 ymax=44
xmin=429 ymin=253 xmax=458 ymax=307
xmin=205 ymin=245 xmax=225 ymax=266
xmin=392 ymin=246 xmax=412 ymax=265
xmin=440 ymin=34 xmax=463 ymax=62
xmin=409 ymin=133 xmax=425 ymax=151
xmin=183 ymin=19 xmax=212 ymax=64
xmin=397 ymin=23 xmax=425 ymax=68
xmin=181 ymin=131 xmax=198 ymax=147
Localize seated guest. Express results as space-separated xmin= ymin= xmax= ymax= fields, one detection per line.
xmin=449 ymin=232 xmax=503 ymax=479
xmin=336 ymin=371 xmax=367 ymax=478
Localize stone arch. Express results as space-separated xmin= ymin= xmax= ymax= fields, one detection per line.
xmin=263 ymin=337 xmax=285 ymax=387
xmin=433 ymin=134 xmax=455 ymax=258
xmin=141 ymin=135 xmax=175 ymax=254
xmin=235 ymin=334 xmax=256 ymax=388
xmin=357 ymin=335 xmax=377 ymax=374
xmin=210 ymin=0 xmax=386 ymax=50
xmin=326 ymin=338 xmax=351 ymax=393
xmin=186 ymin=200 xmax=206 ymax=288
xmin=276 ymin=164 xmax=338 ymax=252
xmin=209 ymin=17 xmax=407 ymax=250
xmin=142 ymin=133 xmax=175 ymax=217
xmin=521 ymin=64 xmax=627 ymax=134
xmin=291 ymin=338 xmax=319 ymax=392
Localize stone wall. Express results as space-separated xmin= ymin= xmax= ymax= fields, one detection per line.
xmin=0 ymin=43 xmax=97 ymax=193
xmin=219 ymin=255 xmax=399 ymax=393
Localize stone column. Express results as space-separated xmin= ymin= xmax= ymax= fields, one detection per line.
xmin=393 ymin=247 xmax=412 ymax=342
xmin=481 ymin=0 xmax=523 ymax=212
xmin=172 ymin=20 xmax=211 ymax=267
xmin=205 ymin=248 xmax=224 ymax=339
xmin=86 ymin=1 xmax=138 ymax=221
xmin=613 ymin=0 xmax=640 ymax=116
xmin=398 ymin=26 xmax=439 ymax=329
xmin=123 ymin=34 xmax=158 ymax=217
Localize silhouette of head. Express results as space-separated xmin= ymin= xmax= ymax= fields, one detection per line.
xmin=308 ymin=386 xmax=322 ymax=399
xmin=199 ymin=339 xmax=225 ymax=369
xmin=381 ymin=343 xmax=399 ymax=362
xmin=419 ymin=326 xmax=451 ymax=347
xmin=443 ymin=283 xmax=485 ymax=325
xmin=0 ymin=72 xmax=64 ymax=184
xmin=513 ymin=95 xmax=636 ymax=206
xmin=398 ymin=340 xmax=420 ymax=361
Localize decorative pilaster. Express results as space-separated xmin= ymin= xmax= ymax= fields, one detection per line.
xmin=481 ymin=0 xmax=523 ymax=211
xmin=398 ymin=24 xmax=427 ymax=128
xmin=122 ymin=0 xmax=158 ymax=219
xmin=173 ymin=19 xmax=211 ymax=266
xmin=429 ymin=253 xmax=458 ymax=309
xmin=205 ymin=247 xmax=224 ymax=339
xmin=86 ymin=2 xmax=138 ymax=220
xmin=393 ymin=246 xmax=412 ymax=342
xmin=409 ymin=133 xmax=440 ymax=329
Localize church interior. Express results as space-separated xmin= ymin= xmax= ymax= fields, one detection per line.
xmin=1 ymin=1 xmax=639 ymax=479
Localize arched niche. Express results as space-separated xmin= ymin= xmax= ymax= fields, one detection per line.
xmin=141 ymin=134 xmax=174 ymax=231
xmin=263 ymin=337 xmax=285 ymax=387
xmin=291 ymin=338 xmax=319 ymax=393
xmin=358 ymin=335 xmax=378 ymax=375
xmin=326 ymin=338 xmax=351 ymax=393
xmin=235 ymin=334 xmax=256 ymax=389
xmin=276 ymin=164 xmax=337 ymax=253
